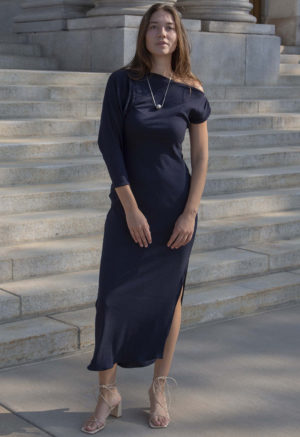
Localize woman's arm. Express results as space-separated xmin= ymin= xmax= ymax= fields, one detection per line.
xmin=166 ymin=84 xmax=210 ymax=249
xmin=98 ymin=70 xmax=151 ymax=247
xmin=115 ymin=184 xmax=139 ymax=214
xmin=183 ymin=120 xmax=209 ymax=217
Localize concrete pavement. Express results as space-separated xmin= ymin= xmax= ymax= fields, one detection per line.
xmin=0 ymin=302 xmax=299 ymax=437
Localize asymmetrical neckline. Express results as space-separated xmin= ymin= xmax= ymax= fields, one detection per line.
xmin=149 ymin=72 xmax=204 ymax=94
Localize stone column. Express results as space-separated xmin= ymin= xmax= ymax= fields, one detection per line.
xmin=13 ymin=0 xmax=94 ymax=32
xmin=86 ymin=0 xmax=176 ymax=17
xmin=176 ymin=0 xmax=257 ymax=23
xmin=265 ymin=0 xmax=300 ymax=46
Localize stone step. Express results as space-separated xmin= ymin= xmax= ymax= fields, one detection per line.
xmin=0 ymin=234 xmax=101 ymax=282
xmin=203 ymin=164 xmax=300 ymax=195
xmin=0 ymin=100 xmax=100 ymax=118
xmin=1 ymin=261 xmax=300 ymax=368
xmin=194 ymin=209 xmax=300 ymax=252
xmin=3 ymin=83 xmax=300 ymax=102
xmin=1 ymin=135 xmax=296 ymax=165
xmin=187 ymin=237 xmax=300 ymax=286
xmin=0 ymin=69 xmax=109 ymax=85
xmin=200 ymin=129 xmax=300 ymax=149
xmin=280 ymin=54 xmax=300 ymax=64
xmin=217 ymin=99 xmax=300 ymax=114
xmin=200 ymin=187 xmax=300 ymax=220
xmin=0 ymin=55 xmax=58 ymax=70
xmin=280 ymin=45 xmax=300 ymax=55
xmin=96 ymin=164 xmax=300 ymax=195
xmin=0 ymin=118 xmax=97 ymax=137
xmin=0 ymin=313 xmax=79 ymax=368
xmin=280 ymin=64 xmax=300 ymax=74
xmin=0 ymin=217 xmax=300 ymax=285
xmin=1 ymin=114 xmax=300 ymax=137
xmin=1 ymin=68 xmax=300 ymax=98
xmin=0 ymin=157 xmax=299 ymax=193
xmin=0 ymin=208 xmax=105 ymax=245
xmin=208 ymin=85 xmax=300 ymax=99
xmin=1 ymin=234 xmax=300 ymax=323
xmin=0 ymin=157 xmax=102 ymax=185
xmin=184 ymin=146 xmax=300 ymax=170
xmin=0 ymin=33 xmax=28 ymax=43
xmin=277 ymin=74 xmax=300 ymax=85
xmin=0 ymin=180 xmax=107 ymax=214
xmin=182 ymin=269 xmax=300 ymax=326
xmin=1 ymin=205 xmax=300 ymax=250
xmin=209 ymin=113 xmax=300 ymax=131
xmin=0 ymin=136 xmax=98 ymax=160
xmin=0 ymin=269 xmax=99 ymax=323
xmin=0 ymin=85 xmax=104 ymax=101
xmin=0 ymin=145 xmax=299 ymax=187
xmin=0 ymin=42 xmax=42 ymax=56
xmin=0 ymin=129 xmax=299 ymax=161
xmin=2 ymin=98 xmax=300 ymax=118
xmin=0 ymin=181 xmax=299 ymax=218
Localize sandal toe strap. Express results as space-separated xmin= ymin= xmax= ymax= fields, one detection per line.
xmin=87 ymin=414 xmax=105 ymax=427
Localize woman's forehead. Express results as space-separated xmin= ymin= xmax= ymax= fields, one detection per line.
xmin=150 ymin=10 xmax=175 ymax=24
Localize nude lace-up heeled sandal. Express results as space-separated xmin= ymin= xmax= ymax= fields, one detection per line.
xmin=148 ymin=376 xmax=178 ymax=428
xmin=81 ymin=382 xmax=122 ymax=434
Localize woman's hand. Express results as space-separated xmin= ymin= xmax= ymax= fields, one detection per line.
xmin=167 ymin=212 xmax=196 ymax=249
xmin=125 ymin=208 xmax=152 ymax=248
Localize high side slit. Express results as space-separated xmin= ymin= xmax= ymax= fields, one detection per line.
xmin=87 ymin=68 xmax=211 ymax=371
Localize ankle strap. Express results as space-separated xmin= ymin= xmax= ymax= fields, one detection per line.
xmin=92 ymin=382 xmax=117 ymax=402
xmin=99 ymin=382 xmax=117 ymax=389
xmin=151 ymin=376 xmax=178 ymax=417
xmin=152 ymin=376 xmax=178 ymax=388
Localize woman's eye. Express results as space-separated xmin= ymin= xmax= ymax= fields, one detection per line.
xmin=149 ymin=25 xmax=174 ymax=30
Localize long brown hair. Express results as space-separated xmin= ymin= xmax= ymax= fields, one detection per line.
xmin=121 ymin=2 xmax=203 ymax=89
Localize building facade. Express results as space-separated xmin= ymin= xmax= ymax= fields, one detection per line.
xmin=0 ymin=1 xmax=298 ymax=84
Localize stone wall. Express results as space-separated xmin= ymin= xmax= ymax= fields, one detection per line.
xmin=0 ymin=0 xmax=22 ymax=33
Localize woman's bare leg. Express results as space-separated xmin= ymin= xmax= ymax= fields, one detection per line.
xmin=149 ymin=285 xmax=184 ymax=426
xmin=98 ymin=363 xmax=118 ymax=385
xmin=83 ymin=363 xmax=121 ymax=432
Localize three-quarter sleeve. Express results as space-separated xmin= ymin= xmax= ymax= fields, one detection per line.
xmin=98 ymin=70 xmax=131 ymax=189
xmin=189 ymin=91 xmax=211 ymax=124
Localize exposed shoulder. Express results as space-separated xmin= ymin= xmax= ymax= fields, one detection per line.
xmin=191 ymin=80 xmax=204 ymax=93
xmin=173 ymin=74 xmax=205 ymax=92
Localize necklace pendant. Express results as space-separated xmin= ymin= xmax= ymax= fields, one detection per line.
xmin=156 ymin=104 xmax=162 ymax=109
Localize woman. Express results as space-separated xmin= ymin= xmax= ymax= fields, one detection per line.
xmin=81 ymin=2 xmax=211 ymax=433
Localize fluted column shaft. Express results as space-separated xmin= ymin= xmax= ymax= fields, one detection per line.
xmin=87 ymin=0 xmax=176 ymax=17
xmin=176 ymin=0 xmax=256 ymax=23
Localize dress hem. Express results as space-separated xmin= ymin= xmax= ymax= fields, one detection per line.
xmin=86 ymin=265 xmax=189 ymax=372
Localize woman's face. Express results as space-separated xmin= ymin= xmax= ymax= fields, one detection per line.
xmin=145 ymin=10 xmax=177 ymax=59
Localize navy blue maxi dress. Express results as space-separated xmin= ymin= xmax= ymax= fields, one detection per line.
xmin=87 ymin=68 xmax=211 ymax=371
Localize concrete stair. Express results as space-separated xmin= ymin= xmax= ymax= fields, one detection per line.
xmin=280 ymin=45 xmax=300 ymax=76
xmin=0 ymin=68 xmax=300 ymax=369
xmin=0 ymin=33 xmax=58 ymax=70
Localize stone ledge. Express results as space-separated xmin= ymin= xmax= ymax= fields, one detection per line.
xmin=13 ymin=19 xmax=67 ymax=33
xmin=202 ymin=20 xmax=275 ymax=35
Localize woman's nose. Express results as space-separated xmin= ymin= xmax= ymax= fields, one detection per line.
xmin=158 ymin=26 xmax=167 ymax=36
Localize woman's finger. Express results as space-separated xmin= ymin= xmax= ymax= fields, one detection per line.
xmin=171 ymin=232 xmax=190 ymax=249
